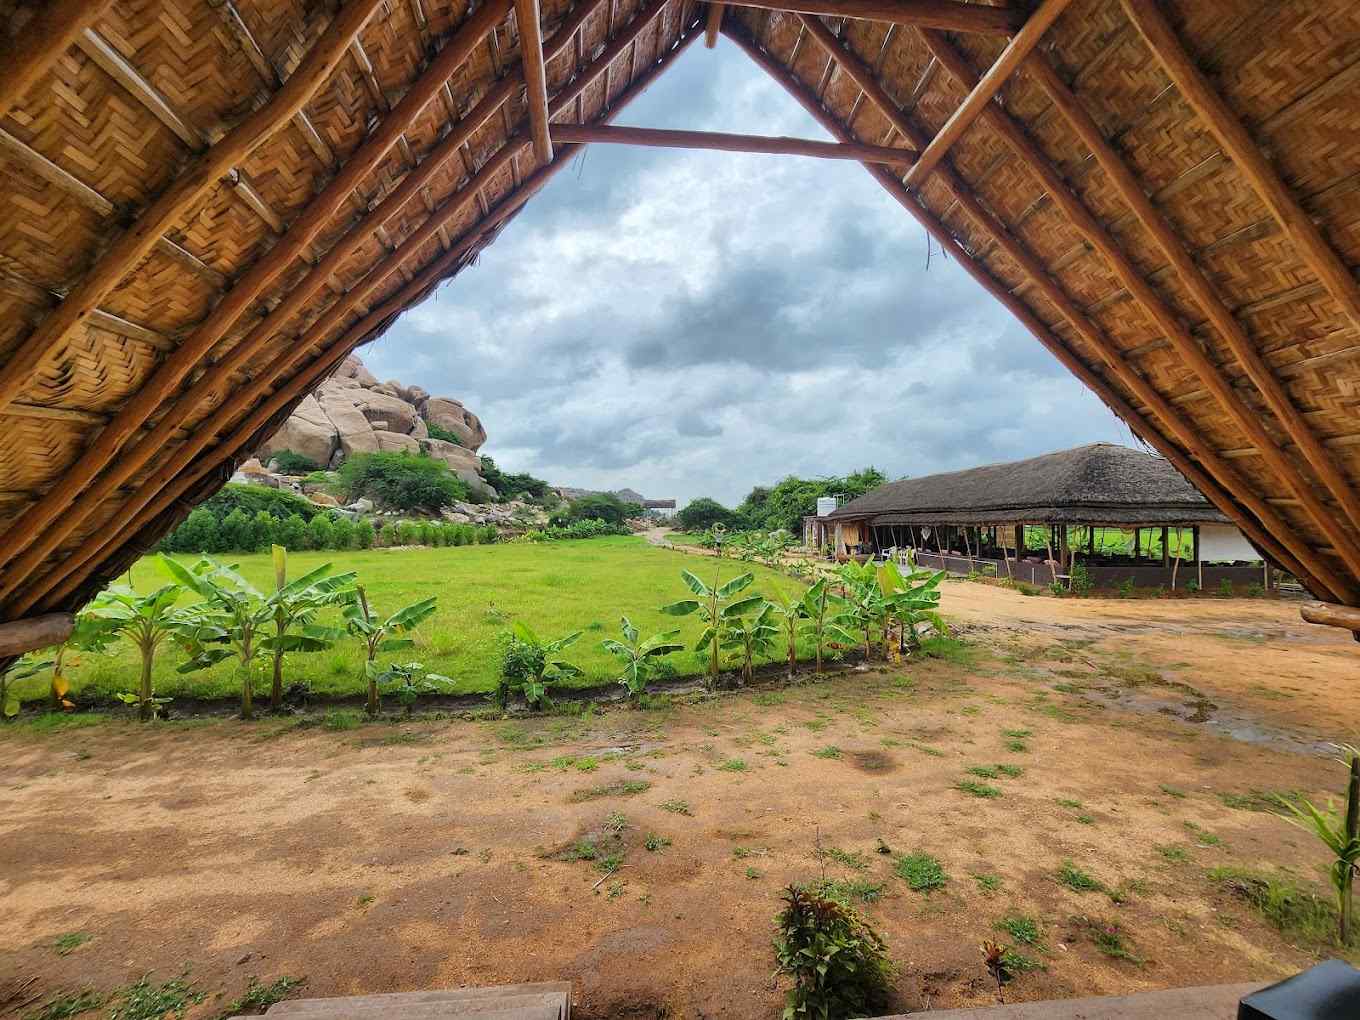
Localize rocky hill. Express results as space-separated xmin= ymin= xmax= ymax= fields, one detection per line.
xmin=257 ymin=355 xmax=493 ymax=497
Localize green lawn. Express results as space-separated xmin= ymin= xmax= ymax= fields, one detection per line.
xmin=15 ymin=537 xmax=807 ymax=706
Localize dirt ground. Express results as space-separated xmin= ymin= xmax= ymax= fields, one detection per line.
xmin=3 ymin=582 xmax=1358 ymax=1019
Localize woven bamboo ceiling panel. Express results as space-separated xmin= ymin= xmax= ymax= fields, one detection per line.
xmin=0 ymin=0 xmax=1358 ymax=620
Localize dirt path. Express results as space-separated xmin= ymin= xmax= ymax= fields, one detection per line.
xmin=2 ymin=585 xmax=1357 ymax=1020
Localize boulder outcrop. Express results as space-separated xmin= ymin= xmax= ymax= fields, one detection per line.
xmin=258 ymin=355 xmax=492 ymax=491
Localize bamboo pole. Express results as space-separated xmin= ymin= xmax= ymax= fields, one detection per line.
xmin=25 ymin=22 xmax=705 ymax=614
xmin=1025 ymin=53 xmax=1360 ymax=540
xmin=1300 ymin=602 xmax=1360 ymax=640
xmin=549 ymin=123 xmax=915 ymax=162
xmin=0 ymin=0 xmax=386 ymax=414
xmin=705 ymin=2 xmax=725 ymax=46
xmin=515 ymin=0 xmax=554 ymax=164
xmin=770 ymin=19 xmax=1350 ymax=603
xmin=0 ymin=0 xmax=647 ymax=597
xmin=901 ymin=0 xmax=1073 ymax=189
xmin=1120 ymin=0 xmax=1360 ymax=339
xmin=718 ymin=0 xmax=1021 ymax=34
xmin=0 ymin=0 xmax=116 ymax=120
xmin=0 ymin=613 xmax=74 ymax=657
xmin=919 ymin=30 xmax=1360 ymax=583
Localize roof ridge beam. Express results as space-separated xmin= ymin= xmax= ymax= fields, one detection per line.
xmin=0 ymin=0 xmax=116 ymax=120
xmin=918 ymin=29 xmax=1360 ymax=584
xmin=902 ymin=0 xmax=1073 ymax=188
xmin=759 ymin=18 xmax=1351 ymax=601
xmin=718 ymin=0 xmax=1020 ymax=33
xmin=1120 ymin=0 xmax=1360 ymax=339
xmin=0 ymin=0 xmax=386 ymax=416
xmin=550 ymin=122 xmax=915 ymax=162
xmin=1024 ymin=53 xmax=1360 ymax=540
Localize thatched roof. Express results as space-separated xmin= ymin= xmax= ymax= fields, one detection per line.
xmin=828 ymin=442 xmax=1231 ymax=526
xmin=2 ymin=0 xmax=1360 ymax=625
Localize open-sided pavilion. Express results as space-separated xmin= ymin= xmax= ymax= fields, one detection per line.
xmin=3 ymin=0 xmax=1360 ymax=657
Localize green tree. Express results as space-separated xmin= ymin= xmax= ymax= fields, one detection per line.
xmin=736 ymin=468 xmax=887 ymax=532
xmin=677 ymin=497 xmax=737 ymax=532
xmin=173 ymin=508 xmax=221 ymax=553
xmin=277 ymin=513 xmax=307 ymax=550
xmin=344 ymin=587 xmax=440 ymax=715
xmin=331 ymin=516 xmax=355 ymax=550
xmin=220 ymin=508 xmax=254 ymax=551
xmin=600 ymin=617 xmax=683 ymax=704
xmin=261 ymin=546 xmax=355 ymax=710
xmin=306 ymin=514 xmax=335 ymax=550
xmin=85 ymin=580 xmax=196 ymax=720
xmin=354 ymin=517 xmax=375 ymax=549
xmin=251 ymin=510 xmax=276 ymax=551
xmin=659 ymin=568 xmax=761 ymax=683
xmin=552 ymin=492 xmax=631 ymax=526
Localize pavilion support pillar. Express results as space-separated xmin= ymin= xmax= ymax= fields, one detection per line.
xmin=1161 ymin=527 xmax=1170 ymax=568
xmin=1014 ymin=526 xmax=1025 ymax=560
xmin=1194 ymin=526 xmax=1202 ymax=589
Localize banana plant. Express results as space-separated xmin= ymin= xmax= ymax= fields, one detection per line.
xmin=879 ymin=558 xmax=946 ymax=653
xmin=721 ymin=601 xmax=779 ymax=685
xmin=84 ymin=580 xmax=196 ymax=720
xmin=659 ymin=568 xmax=760 ymax=681
xmin=263 ymin=545 xmax=356 ymax=710
xmin=766 ymin=586 xmax=808 ymax=679
xmin=1 ymin=656 xmax=52 ymax=721
xmin=344 ymin=586 xmax=439 ymax=715
xmin=47 ymin=608 xmax=118 ymax=712
xmin=798 ymin=578 xmax=856 ymax=672
xmin=374 ymin=661 xmax=454 ymax=715
xmin=601 ymin=616 xmax=684 ymax=703
xmin=163 ymin=555 xmax=278 ymax=720
xmin=498 ymin=622 xmax=582 ymax=711
xmin=835 ymin=560 xmax=889 ymax=658
xmin=1275 ymin=744 xmax=1360 ymax=945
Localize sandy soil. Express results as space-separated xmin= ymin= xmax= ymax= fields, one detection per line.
xmin=2 ymin=583 xmax=1357 ymax=1019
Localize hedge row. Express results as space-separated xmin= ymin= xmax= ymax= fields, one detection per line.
xmin=160 ymin=507 xmax=497 ymax=554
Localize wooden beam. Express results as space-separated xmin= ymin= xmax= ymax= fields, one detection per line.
xmin=920 ymin=30 xmax=1360 ymax=585
xmin=1025 ymin=53 xmax=1360 ymax=543
xmin=515 ymin=0 xmax=554 ymax=165
xmin=27 ymin=22 xmax=706 ymax=616
xmin=1300 ymin=601 xmax=1360 ymax=640
xmin=749 ymin=21 xmax=1351 ymax=602
xmin=549 ymin=123 xmax=914 ymax=162
xmin=0 ymin=0 xmax=385 ymax=417
xmin=705 ymin=2 xmax=725 ymax=47
xmin=0 ymin=0 xmax=520 ymax=579
xmin=901 ymin=0 xmax=1073 ymax=190
xmin=0 ymin=613 xmax=73 ymax=657
xmin=718 ymin=0 xmax=1020 ymax=34
xmin=0 ymin=0 xmax=649 ymax=597
xmin=1120 ymin=0 xmax=1360 ymax=339
xmin=76 ymin=28 xmax=204 ymax=149
xmin=0 ymin=0 xmax=116 ymax=120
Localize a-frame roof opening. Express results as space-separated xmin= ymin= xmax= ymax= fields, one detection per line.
xmin=360 ymin=27 xmax=1136 ymax=509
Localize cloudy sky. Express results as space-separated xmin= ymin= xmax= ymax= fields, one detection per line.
xmin=360 ymin=34 xmax=1135 ymax=506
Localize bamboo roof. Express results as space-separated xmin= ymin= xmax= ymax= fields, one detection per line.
xmin=1 ymin=0 xmax=1360 ymax=625
xmin=828 ymin=442 xmax=1233 ymax=526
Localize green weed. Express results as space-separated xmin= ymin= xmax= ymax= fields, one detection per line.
xmin=568 ymin=779 xmax=650 ymax=802
xmin=812 ymin=745 xmax=842 ymax=760
xmin=973 ymin=873 xmax=1003 ymax=894
xmin=717 ymin=758 xmax=749 ymax=772
xmin=1209 ymin=867 xmax=1340 ymax=947
xmin=221 ymin=977 xmax=306 ymax=1016
xmin=995 ymin=914 xmax=1043 ymax=947
xmin=1057 ymin=860 xmax=1104 ymax=893
xmin=52 ymin=932 xmax=91 ymax=956
xmin=895 ymin=852 xmax=947 ymax=892
xmin=660 ymin=799 xmax=692 ymax=815
xmin=957 ymin=780 xmax=1002 ymax=799
xmin=25 ymin=991 xmax=104 ymax=1020
xmin=108 ymin=975 xmax=205 ymax=1020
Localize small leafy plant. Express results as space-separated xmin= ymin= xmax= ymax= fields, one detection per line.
xmin=773 ymin=883 xmax=894 ymax=1020
xmin=343 ymin=586 xmax=439 ymax=715
xmin=659 ymin=567 xmax=760 ymax=683
xmin=600 ymin=616 xmax=683 ymax=704
xmin=1 ymin=655 xmax=53 ymax=720
xmin=721 ymin=601 xmax=779 ymax=685
xmin=85 ymin=579 xmax=197 ymax=720
xmin=498 ymin=622 xmax=582 ymax=710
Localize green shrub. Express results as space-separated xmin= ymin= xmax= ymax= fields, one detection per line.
xmin=895 ymin=851 xmax=947 ymax=892
xmin=336 ymin=452 xmax=471 ymax=512
xmin=277 ymin=513 xmax=308 ymax=550
xmin=1184 ymin=579 xmax=1200 ymax=594
xmin=773 ymin=884 xmax=894 ymax=1020
xmin=378 ymin=521 xmax=399 ymax=547
xmin=1219 ymin=578 xmax=1235 ymax=597
xmin=425 ymin=421 xmax=463 ymax=445
xmin=354 ymin=517 xmax=375 ymax=549
xmin=269 ymin=449 xmax=323 ymax=474
xmin=1070 ymin=562 xmax=1092 ymax=594
xmin=171 ymin=508 xmax=220 ymax=553
xmin=551 ymin=492 xmax=633 ymax=526
xmin=398 ymin=520 xmax=421 ymax=546
xmin=220 ymin=508 xmax=254 ymax=551
xmin=1118 ymin=576 xmax=1135 ymax=597
xmin=478 ymin=455 xmax=553 ymax=503
xmin=331 ymin=516 xmax=355 ymax=550
xmin=251 ymin=510 xmax=276 ymax=550
xmin=303 ymin=514 xmax=332 ymax=550
xmin=198 ymin=482 xmax=324 ymax=522
xmin=419 ymin=521 xmax=437 ymax=546
xmin=478 ymin=526 xmax=498 ymax=544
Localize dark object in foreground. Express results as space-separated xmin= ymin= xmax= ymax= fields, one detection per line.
xmin=1238 ymin=960 xmax=1360 ymax=1019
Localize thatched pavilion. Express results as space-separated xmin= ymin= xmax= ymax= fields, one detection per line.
xmin=812 ymin=443 xmax=1271 ymax=590
xmin=3 ymin=0 xmax=1360 ymax=655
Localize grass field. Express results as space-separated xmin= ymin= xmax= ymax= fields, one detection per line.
xmin=13 ymin=537 xmax=808 ymax=707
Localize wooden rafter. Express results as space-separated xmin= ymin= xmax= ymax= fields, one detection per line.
xmin=718 ymin=0 xmax=1020 ymax=34
xmin=1120 ymin=0 xmax=1360 ymax=339
xmin=901 ymin=0 xmax=1074 ymax=190
xmin=0 ymin=0 xmax=522 ymax=583
xmin=0 ymin=0 xmax=116 ymax=120
xmin=515 ymin=0 xmax=554 ymax=165
xmin=0 ymin=0 xmax=667 ymax=600
xmin=28 ymin=23 xmax=706 ymax=614
xmin=705 ymin=2 xmax=726 ymax=47
xmin=772 ymin=17 xmax=1353 ymax=602
xmin=1024 ymin=53 xmax=1360 ymax=541
xmin=75 ymin=29 xmax=204 ymax=149
xmin=0 ymin=0 xmax=385 ymax=416
xmin=549 ymin=123 xmax=914 ymax=162
xmin=919 ymin=30 xmax=1360 ymax=584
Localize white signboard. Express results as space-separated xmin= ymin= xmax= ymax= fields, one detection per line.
xmin=1198 ymin=523 xmax=1260 ymax=563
